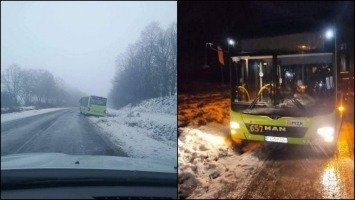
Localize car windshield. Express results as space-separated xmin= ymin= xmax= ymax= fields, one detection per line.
xmin=231 ymin=53 xmax=336 ymax=117
xmin=1 ymin=0 xmax=177 ymax=188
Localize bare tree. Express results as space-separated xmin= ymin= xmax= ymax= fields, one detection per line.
xmin=18 ymin=69 xmax=37 ymax=106
xmin=167 ymin=22 xmax=177 ymax=95
xmin=1 ymin=64 xmax=85 ymax=109
xmin=109 ymin=21 xmax=177 ymax=108
xmin=1 ymin=91 xmax=17 ymax=111
xmin=149 ymin=21 xmax=177 ymax=97
xmin=1 ymin=64 xmax=22 ymax=106
xmin=42 ymin=71 xmax=56 ymax=106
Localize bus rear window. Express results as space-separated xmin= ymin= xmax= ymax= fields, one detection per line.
xmin=90 ymin=96 xmax=107 ymax=106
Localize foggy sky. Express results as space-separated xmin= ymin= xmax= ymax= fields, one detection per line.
xmin=1 ymin=1 xmax=177 ymax=97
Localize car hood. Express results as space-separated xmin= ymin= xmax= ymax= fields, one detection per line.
xmin=1 ymin=153 xmax=176 ymax=173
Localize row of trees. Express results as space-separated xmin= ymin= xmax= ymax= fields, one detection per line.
xmin=1 ymin=64 xmax=84 ymax=111
xmin=109 ymin=21 xmax=177 ymax=108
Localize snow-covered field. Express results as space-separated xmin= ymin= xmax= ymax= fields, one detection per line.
xmin=87 ymin=96 xmax=177 ymax=162
xmin=1 ymin=107 xmax=68 ymax=123
xmin=178 ymin=87 xmax=268 ymax=199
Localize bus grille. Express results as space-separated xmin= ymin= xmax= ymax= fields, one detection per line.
xmin=245 ymin=124 xmax=308 ymax=138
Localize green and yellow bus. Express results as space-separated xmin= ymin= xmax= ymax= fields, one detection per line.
xmin=229 ymin=30 xmax=348 ymax=153
xmin=79 ymin=95 xmax=107 ymax=117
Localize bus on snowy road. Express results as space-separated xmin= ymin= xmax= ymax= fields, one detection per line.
xmin=229 ymin=30 xmax=349 ymax=154
xmin=79 ymin=95 xmax=107 ymax=117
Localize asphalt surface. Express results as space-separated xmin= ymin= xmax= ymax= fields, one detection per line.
xmin=1 ymin=108 xmax=127 ymax=157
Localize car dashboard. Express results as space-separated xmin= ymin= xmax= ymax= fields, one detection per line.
xmin=2 ymin=185 xmax=176 ymax=199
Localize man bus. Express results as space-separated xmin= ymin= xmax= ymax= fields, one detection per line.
xmin=79 ymin=95 xmax=107 ymax=117
xmin=229 ymin=30 xmax=348 ymax=154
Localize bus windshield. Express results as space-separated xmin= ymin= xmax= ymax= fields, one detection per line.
xmin=231 ymin=53 xmax=336 ymax=117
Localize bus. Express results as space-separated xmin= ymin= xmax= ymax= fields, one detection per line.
xmin=79 ymin=95 xmax=107 ymax=117
xmin=229 ymin=30 xmax=348 ymax=153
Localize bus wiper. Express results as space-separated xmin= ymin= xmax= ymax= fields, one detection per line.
xmin=284 ymin=97 xmax=306 ymax=111
xmin=248 ymin=97 xmax=259 ymax=109
xmin=248 ymin=84 xmax=271 ymax=110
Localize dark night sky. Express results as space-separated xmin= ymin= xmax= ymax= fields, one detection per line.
xmin=178 ymin=1 xmax=354 ymax=83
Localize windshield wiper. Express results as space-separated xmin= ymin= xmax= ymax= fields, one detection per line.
xmin=282 ymin=97 xmax=306 ymax=111
xmin=291 ymin=97 xmax=306 ymax=110
xmin=247 ymin=96 xmax=259 ymax=110
xmin=248 ymin=84 xmax=271 ymax=110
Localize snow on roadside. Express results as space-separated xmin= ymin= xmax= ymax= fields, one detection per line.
xmin=87 ymin=96 xmax=177 ymax=163
xmin=121 ymin=96 xmax=177 ymax=115
xmin=178 ymin=127 xmax=269 ymax=199
xmin=1 ymin=108 xmax=69 ymax=123
xmin=178 ymin=90 xmax=269 ymax=199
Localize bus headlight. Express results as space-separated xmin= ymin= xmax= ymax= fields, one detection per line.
xmin=230 ymin=121 xmax=240 ymax=129
xmin=317 ymin=127 xmax=334 ymax=142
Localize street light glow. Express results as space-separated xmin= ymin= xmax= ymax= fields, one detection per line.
xmin=325 ymin=29 xmax=334 ymax=39
xmin=228 ymin=38 xmax=235 ymax=46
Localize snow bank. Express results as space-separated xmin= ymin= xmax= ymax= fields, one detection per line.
xmin=121 ymin=96 xmax=177 ymax=115
xmin=178 ymin=90 xmax=269 ymax=199
xmin=1 ymin=108 xmax=68 ymax=123
xmin=178 ymin=127 xmax=269 ymax=199
xmin=21 ymin=106 xmax=36 ymax=111
xmin=88 ymin=96 xmax=177 ymax=162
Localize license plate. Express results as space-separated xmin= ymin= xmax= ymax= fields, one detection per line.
xmin=265 ymin=136 xmax=288 ymax=143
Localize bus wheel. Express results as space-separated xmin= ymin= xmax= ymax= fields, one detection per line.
xmin=232 ymin=140 xmax=249 ymax=154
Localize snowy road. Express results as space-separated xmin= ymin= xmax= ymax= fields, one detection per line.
xmin=178 ymin=89 xmax=354 ymax=199
xmin=234 ymin=117 xmax=354 ymax=199
xmin=1 ymin=108 xmax=126 ymax=157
